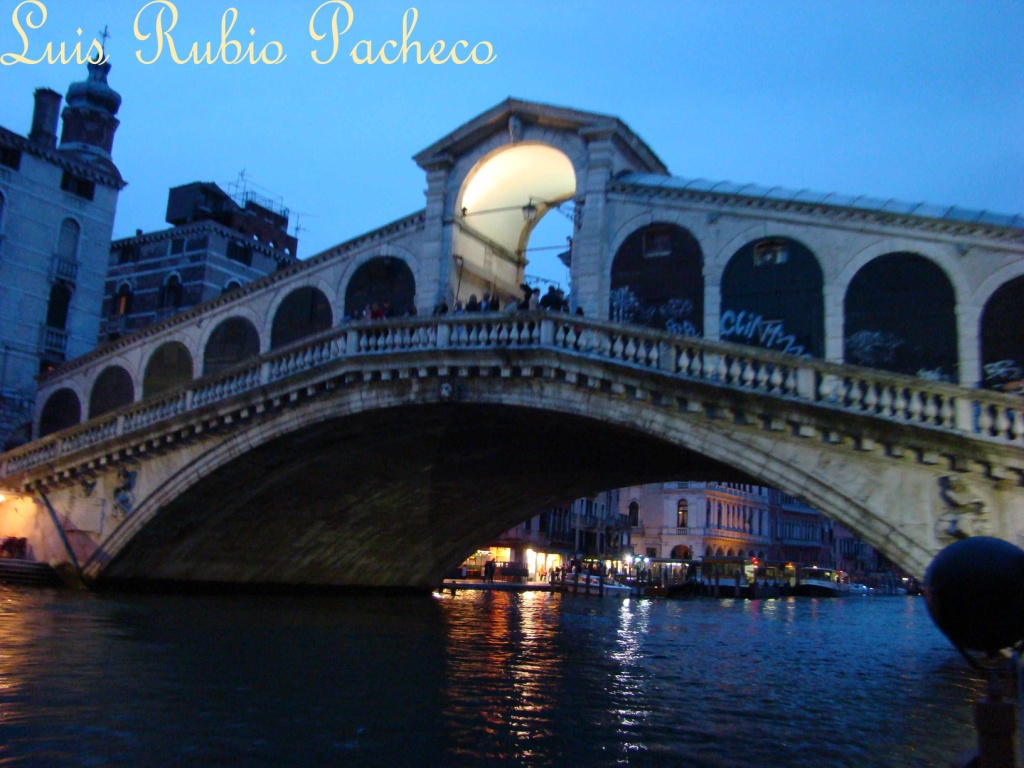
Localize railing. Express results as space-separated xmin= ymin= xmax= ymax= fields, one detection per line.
xmin=38 ymin=326 xmax=68 ymax=357
xmin=5 ymin=312 xmax=1024 ymax=480
xmin=49 ymin=255 xmax=78 ymax=284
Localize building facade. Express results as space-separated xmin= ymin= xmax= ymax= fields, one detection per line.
xmin=621 ymin=481 xmax=838 ymax=568
xmin=102 ymin=181 xmax=299 ymax=343
xmin=0 ymin=60 xmax=125 ymax=447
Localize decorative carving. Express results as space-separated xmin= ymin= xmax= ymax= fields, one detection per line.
xmin=936 ymin=475 xmax=991 ymax=540
xmin=112 ymin=467 xmax=137 ymax=519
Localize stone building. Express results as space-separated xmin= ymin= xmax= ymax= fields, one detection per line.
xmin=621 ymin=481 xmax=836 ymax=567
xmin=0 ymin=59 xmax=125 ymax=447
xmin=102 ymin=181 xmax=299 ymax=343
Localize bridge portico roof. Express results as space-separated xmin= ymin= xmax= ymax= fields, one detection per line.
xmin=615 ymin=172 xmax=1024 ymax=234
xmin=413 ymin=98 xmax=668 ymax=174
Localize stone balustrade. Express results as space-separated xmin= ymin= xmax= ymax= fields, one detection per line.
xmin=4 ymin=313 xmax=1023 ymax=482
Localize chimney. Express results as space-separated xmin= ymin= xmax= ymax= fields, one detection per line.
xmin=30 ymin=88 xmax=61 ymax=149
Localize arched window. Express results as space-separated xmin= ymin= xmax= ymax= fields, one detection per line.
xmin=844 ymin=253 xmax=957 ymax=380
xmin=204 ymin=317 xmax=260 ymax=376
xmin=143 ymin=342 xmax=193 ymax=399
xmin=222 ymin=280 xmax=242 ymax=296
xmin=46 ymin=281 xmax=72 ymax=330
xmin=113 ymin=283 xmax=132 ymax=316
xmin=57 ymin=218 xmax=80 ymax=260
xmin=717 ymin=502 xmax=723 ymax=528
xmin=271 ymin=287 xmax=332 ymax=349
xmin=721 ymin=237 xmax=823 ymax=357
xmin=610 ymin=223 xmax=703 ymax=335
xmin=676 ymin=499 xmax=688 ymax=528
xmin=344 ymin=257 xmax=416 ymax=318
xmin=39 ymin=388 xmax=80 ymax=437
xmin=628 ymin=500 xmax=639 ymax=528
xmin=89 ymin=366 xmax=134 ymax=418
xmin=981 ymin=275 xmax=1024 ymax=392
xmin=160 ymin=274 xmax=184 ymax=309
xmin=705 ymin=499 xmax=712 ymax=526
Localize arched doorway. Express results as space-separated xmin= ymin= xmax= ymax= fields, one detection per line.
xmin=344 ymin=258 xmax=416 ymax=319
xmin=844 ymin=253 xmax=957 ymax=380
xmin=271 ymin=287 xmax=332 ymax=349
xmin=455 ymin=144 xmax=576 ymax=308
xmin=721 ymin=237 xmax=823 ymax=357
xmin=610 ymin=223 xmax=703 ymax=334
xmin=670 ymin=544 xmax=692 ymax=559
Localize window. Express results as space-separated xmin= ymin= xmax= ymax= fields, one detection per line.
xmin=57 ymin=219 xmax=80 ymax=260
xmin=160 ymin=274 xmax=183 ymax=309
xmin=677 ymin=499 xmax=688 ymax=528
xmin=46 ymin=281 xmax=72 ymax=330
xmin=61 ymin=171 xmax=95 ymax=200
xmin=113 ymin=283 xmax=132 ymax=316
xmin=643 ymin=227 xmax=673 ymax=258
xmin=628 ymin=501 xmax=639 ymax=528
xmin=227 ymin=241 xmax=252 ymax=266
xmin=753 ymin=238 xmax=790 ymax=266
xmin=170 ymin=238 xmax=185 ymax=255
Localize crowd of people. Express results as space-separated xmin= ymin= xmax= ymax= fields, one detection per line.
xmin=433 ymin=284 xmax=579 ymax=316
xmin=349 ymin=283 xmax=581 ymax=322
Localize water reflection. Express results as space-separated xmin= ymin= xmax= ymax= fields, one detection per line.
xmin=0 ymin=587 xmax=991 ymax=767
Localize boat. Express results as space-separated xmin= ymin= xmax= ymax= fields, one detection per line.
xmin=559 ymin=573 xmax=633 ymax=597
xmin=792 ymin=566 xmax=850 ymax=597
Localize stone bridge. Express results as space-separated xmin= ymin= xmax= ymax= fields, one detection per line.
xmin=2 ymin=313 xmax=1023 ymax=591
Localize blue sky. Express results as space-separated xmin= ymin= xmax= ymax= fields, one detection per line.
xmin=1 ymin=0 xmax=1021 ymax=285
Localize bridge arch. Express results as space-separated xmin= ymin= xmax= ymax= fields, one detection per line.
xmin=142 ymin=341 xmax=195 ymax=399
xmin=270 ymin=285 xmax=333 ymax=350
xmin=342 ymin=254 xmax=417 ymax=320
xmin=843 ymin=252 xmax=958 ymax=380
xmin=88 ymin=365 xmax=135 ymax=419
xmin=720 ymin=236 xmax=824 ymax=358
xmin=609 ymin=222 xmax=703 ymax=335
xmin=203 ymin=317 xmax=261 ymax=376
xmin=449 ymin=137 xmax=583 ymax=305
xmin=38 ymin=387 xmax=81 ymax=437
xmin=88 ymin=366 xmax=941 ymax=588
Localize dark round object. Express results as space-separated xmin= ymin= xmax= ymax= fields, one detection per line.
xmin=924 ymin=536 xmax=1024 ymax=653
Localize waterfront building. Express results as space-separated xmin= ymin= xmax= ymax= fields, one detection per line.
xmin=621 ymin=481 xmax=843 ymax=567
xmin=102 ymin=181 xmax=298 ymax=343
xmin=475 ymin=490 xmax=631 ymax=580
xmin=0 ymin=59 xmax=125 ymax=448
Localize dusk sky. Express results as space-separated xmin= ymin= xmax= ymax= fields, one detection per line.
xmin=1 ymin=0 xmax=1021 ymax=286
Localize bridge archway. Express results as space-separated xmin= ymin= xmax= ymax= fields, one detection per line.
xmin=343 ymin=256 xmax=416 ymax=319
xmin=844 ymin=252 xmax=957 ymax=380
xmin=143 ymin=342 xmax=194 ymax=399
xmin=271 ymin=287 xmax=332 ymax=349
xmin=721 ymin=237 xmax=823 ymax=357
xmin=980 ymin=275 xmax=1024 ymax=392
xmin=89 ymin=366 xmax=134 ymax=419
xmin=609 ymin=223 xmax=703 ymax=334
xmin=454 ymin=143 xmax=577 ymax=304
xmin=204 ymin=317 xmax=260 ymax=376
xmin=39 ymin=388 xmax=81 ymax=437
xmin=84 ymin=360 xmax=951 ymax=589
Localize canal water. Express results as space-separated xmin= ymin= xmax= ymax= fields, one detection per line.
xmin=0 ymin=586 xmax=991 ymax=767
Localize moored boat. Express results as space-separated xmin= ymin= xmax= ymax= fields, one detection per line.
xmin=560 ymin=573 xmax=633 ymax=597
xmin=793 ymin=566 xmax=850 ymax=597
